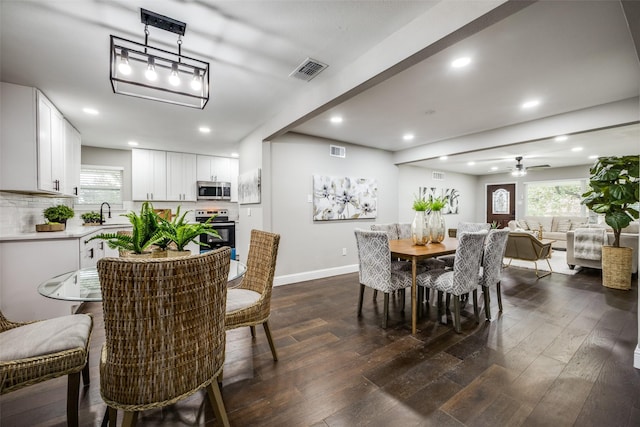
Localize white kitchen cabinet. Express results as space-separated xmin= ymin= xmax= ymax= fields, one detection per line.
xmin=197 ymin=155 xmax=233 ymax=182
xmin=229 ymin=158 xmax=239 ymax=202
xmin=64 ymin=120 xmax=81 ymax=196
xmin=0 ymin=82 xmax=79 ymax=196
xmin=132 ymin=149 xmax=167 ymax=201
xmin=79 ymin=229 xmax=106 ymax=268
xmin=166 ymin=152 xmax=197 ymax=201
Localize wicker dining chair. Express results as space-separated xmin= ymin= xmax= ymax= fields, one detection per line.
xmin=97 ymin=248 xmax=231 ymax=427
xmin=226 ymin=229 xmax=281 ymax=361
xmin=0 ymin=310 xmax=93 ymax=427
xmin=479 ymin=229 xmax=510 ymax=320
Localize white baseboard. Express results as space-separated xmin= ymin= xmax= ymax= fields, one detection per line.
xmin=634 ymin=345 xmax=640 ymax=369
xmin=274 ymin=264 xmax=359 ymax=287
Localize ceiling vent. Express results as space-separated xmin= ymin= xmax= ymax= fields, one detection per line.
xmin=289 ymin=57 xmax=328 ymax=81
xmin=329 ymin=145 xmax=346 ymax=158
xmin=432 ymin=171 xmax=445 ymax=181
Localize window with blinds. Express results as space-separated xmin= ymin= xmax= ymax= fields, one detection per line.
xmin=78 ymin=165 xmax=123 ymax=206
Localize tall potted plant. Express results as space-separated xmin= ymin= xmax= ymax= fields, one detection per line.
xmin=159 ymin=206 xmax=220 ymax=257
xmin=89 ymin=202 xmax=164 ymax=257
xmin=581 ymin=155 xmax=639 ymax=289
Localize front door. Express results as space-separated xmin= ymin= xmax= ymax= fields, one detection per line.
xmin=486 ymin=183 xmax=516 ymax=228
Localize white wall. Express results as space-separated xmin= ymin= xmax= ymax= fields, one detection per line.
xmin=473 ymin=164 xmax=591 ymax=220
xmin=397 ymin=165 xmax=479 ymax=226
xmin=269 ymin=133 xmax=398 ymax=282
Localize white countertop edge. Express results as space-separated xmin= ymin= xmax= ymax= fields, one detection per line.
xmin=0 ymin=224 xmax=132 ymax=242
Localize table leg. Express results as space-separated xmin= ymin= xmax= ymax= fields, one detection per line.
xmin=411 ymin=258 xmax=417 ymax=335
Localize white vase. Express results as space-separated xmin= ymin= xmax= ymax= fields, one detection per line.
xmin=428 ymin=210 xmax=446 ymax=243
xmin=411 ymin=211 xmax=429 ymax=245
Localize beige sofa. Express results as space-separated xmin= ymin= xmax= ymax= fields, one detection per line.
xmin=566 ymin=222 xmax=639 ymax=274
xmin=508 ymin=216 xmax=589 ymax=250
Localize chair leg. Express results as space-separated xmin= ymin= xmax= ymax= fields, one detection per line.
xmin=122 ymin=411 xmax=138 ymax=427
xmin=383 ymin=293 xmax=389 ymax=328
xmin=400 ymin=288 xmax=405 ymax=312
xmin=206 ymin=381 xmax=231 ymax=427
xmin=250 ymin=325 xmax=256 ymax=337
xmin=483 ymin=287 xmax=492 ymax=320
xmin=67 ymin=372 xmax=80 ymax=427
xmin=108 ymin=407 xmax=118 ymax=427
xmin=82 ymin=356 xmax=90 ymax=386
xmin=437 ymin=291 xmax=445 ymax=324
xmin=263 ymin=320 xmax=278 ymax=361
xmin=373 ymin=289 xmax=378 ymax=301
xmin=358 ymin=284 xmax=365 ymax=315
xmin=497 ymin=281 xmax=503 ymax=312
xmin=453 ymin=295 xmax=462 ymax=333
xmin=472 ymin=289 xmax=479 ymax=323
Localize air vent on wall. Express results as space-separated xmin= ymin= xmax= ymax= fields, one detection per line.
xmin=330 ymin=145 xmax=346 ymax=158
xmin=432 ymin=171 xmax=445 ymax=181
xmin=289 ymin=57 xmax=328 ymax=81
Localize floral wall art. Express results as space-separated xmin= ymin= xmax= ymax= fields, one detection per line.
xmin=419 ymin=187 xmax=460 ymax=215
xmin=313 ymin=175 xmax=377 ymax=221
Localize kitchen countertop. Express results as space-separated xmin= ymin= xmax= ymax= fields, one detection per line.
xmin=0 ymin=223 xmax=132 ymax=242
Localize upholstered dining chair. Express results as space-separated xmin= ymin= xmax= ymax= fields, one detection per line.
xmin=479 ymin=229 xmax=510 ymax=320
xmin=417 ymin=230 xmax=487 ymax=333
xmin=226 ymin=229 xmax=281 ymax=361
xmin=438 ymin=222 xmax=491 ymax=268
xmin=0 ymin=310 xmax=93 ymax=427
xmin=354 ymin=229 xmax=414 ymax=328
xmin=97 ymin=248 xmax=231 ymax=427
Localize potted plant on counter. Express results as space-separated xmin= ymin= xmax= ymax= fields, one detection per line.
xmin=88 ymin=202 xmax=164 ymax=257
xmin=159 ymin=206 xmax=220 ymax=257
xmin=581 ymin=155 xmax=639 ymax=289
xmin=81 ymin=211 xmax=102 ymax=225
xmin=36 ymin=205 xmax=75 ymax=231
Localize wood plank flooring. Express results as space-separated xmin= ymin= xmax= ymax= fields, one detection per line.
xmin=1 ymin=265 xmax=638 ymax=426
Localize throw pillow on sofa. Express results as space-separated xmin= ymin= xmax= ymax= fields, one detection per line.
xmin=527 ymin=220 xmax=541 ymax=231
xmin=516 ymin=219 xmax=529 ymax=230
xmin=556 ymin=219 xmax=571 ymax=233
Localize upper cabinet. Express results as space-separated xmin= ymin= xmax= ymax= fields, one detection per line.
xmin=197 ymin=155 xmax=239 ymax=201
xmin=132 ymin=149 xmax=197 ymax=201
xmin=0 ymin=82 xmax=80 ymax=196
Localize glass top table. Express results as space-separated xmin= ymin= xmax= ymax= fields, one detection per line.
xmin=38 ymin=259 xmax=247 ymax=302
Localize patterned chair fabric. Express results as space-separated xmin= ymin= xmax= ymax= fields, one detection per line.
xmin=479 ymin=229 xmax=510 ymax=320
xmin=439 ymin=222 xmax=491 ymax=268
xmin=354 ymin=229 xmax=413 ymax=327
xmin=370 ymin=223 xmax=400 ymax=240
xmin=397 ymin=223 xmax=412 ymax=239
xmin=417 ymin=231 xmax=487 ymax=332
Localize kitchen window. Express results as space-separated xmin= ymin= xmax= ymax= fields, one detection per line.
xmin=77 ymin=165 xmax=123 ymax=207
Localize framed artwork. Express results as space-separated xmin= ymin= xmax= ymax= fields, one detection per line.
xmin=238 ymin=168 xmax=261 ymax=204
xmin=419 ymin=187 xmax=460 ymax=215
xmin=313 ymin=175 xmax=377 ymax=221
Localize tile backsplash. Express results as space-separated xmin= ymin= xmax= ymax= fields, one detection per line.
xmin=0 ymin=192 xmax=74 ymax=235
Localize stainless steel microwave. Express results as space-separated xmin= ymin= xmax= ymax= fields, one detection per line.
xmin=197 ymin=181 xmax=231 ymax=200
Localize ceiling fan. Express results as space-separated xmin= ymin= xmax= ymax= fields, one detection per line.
xmin=511 ymin=156 xmax=551 ymax=176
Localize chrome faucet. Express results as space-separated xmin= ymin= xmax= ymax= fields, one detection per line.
xmin=100 ymin=202 xmax=111 ymax=225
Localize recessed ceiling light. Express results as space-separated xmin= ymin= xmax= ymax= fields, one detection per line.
xmin=467 ymin=161 xmax=475 ymax=166
xmin=521 ymin=99 xmax=540 ymax=109
xmin=231 ymin=152 xmax=239 ymax=158
xmin=403 ymin=133 xmax=414 ymax=141
xmin=491 ymin=166 xmax=499 ymax=171
xmin=588 ymin=155 xmax=598 ymax=159
xmin=571 ymin=147 xmax=583 ymax=152
xmin=128 ymin=141 xmax=139 ymax=146
xmin=555 ymin=135 xmax=568 ymax=142
xmin=439 ymin=156 xmax=448 ymax=161
xmin=199 ymin=126 xmax=211 ymax=133
xmin=451 ymin=57 xmax=471 ymax=68
xmin=83 ymin=107 xmax=99 ymax=115
xmin=330 ymin=116 xmax=343 ymax=124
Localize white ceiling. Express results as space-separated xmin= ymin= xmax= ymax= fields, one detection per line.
xmin=1 ymin=1 xmax=638 ymax=173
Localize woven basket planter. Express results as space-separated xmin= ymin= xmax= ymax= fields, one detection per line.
xmin=36 ymin=223 xmax=65 ymax=232
xmin=602 ymin=245 xmax=633 ymax=290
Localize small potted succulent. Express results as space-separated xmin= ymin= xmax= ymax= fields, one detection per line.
xmin=81 ymin=211 xmax=102 ymax=225
xmin=37 ymin=205 xmax=75 ymax=232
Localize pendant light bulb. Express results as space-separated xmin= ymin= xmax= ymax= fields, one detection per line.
xmin=118 ymin=49 xmax=132 ymax=75
xmin=145 ymin=57 xmax=157 ymax=81
xmin=190 ymin=69 xmax=202 ymax=91
xmin=169 ymin=62 xmax=181 ymax=86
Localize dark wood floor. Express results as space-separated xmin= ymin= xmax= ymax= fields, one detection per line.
xmin=2 ymin=265 xmax=639 ymax=426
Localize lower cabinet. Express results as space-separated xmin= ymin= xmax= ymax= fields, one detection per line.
xmin=80 ymin=229 xmax=105 ymax=268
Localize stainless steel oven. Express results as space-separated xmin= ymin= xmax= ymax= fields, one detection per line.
xmin=195 ymin=209 xmax=235 ymax=253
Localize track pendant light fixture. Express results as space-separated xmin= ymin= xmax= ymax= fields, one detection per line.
xmin=109 ymin=8 xmax=210 ymax=109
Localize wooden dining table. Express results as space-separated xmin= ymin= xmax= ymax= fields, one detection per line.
xmin=389 ymin=237 xmax=459 ymax=335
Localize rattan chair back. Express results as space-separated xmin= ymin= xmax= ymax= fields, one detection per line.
xmin=97 ymin=247 xmax=231 ymax=412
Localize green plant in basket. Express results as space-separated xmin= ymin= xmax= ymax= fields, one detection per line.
xmin=88 ymin=201 xmax=164 ymax=254
xmin=43 ymin=205 xmax=74 ymax=224
xmin=159 ymin=206 xmax=220 ymax=251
